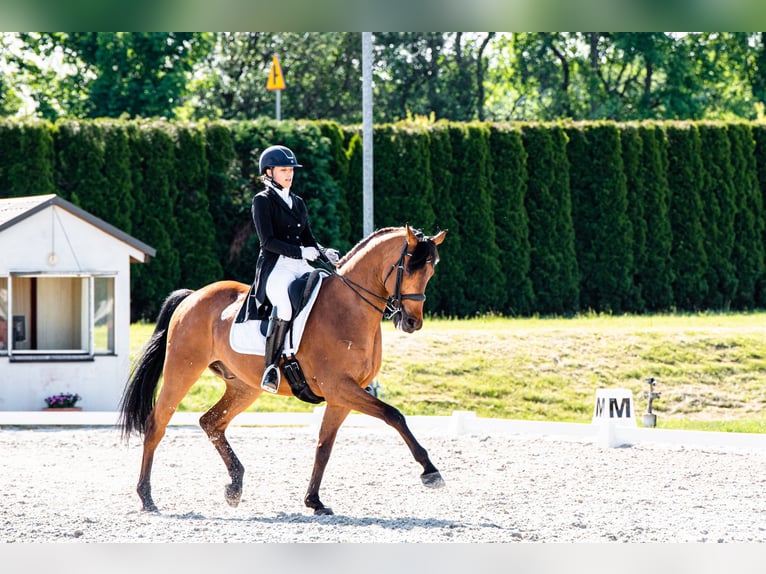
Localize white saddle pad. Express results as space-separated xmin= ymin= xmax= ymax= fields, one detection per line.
xmin=229 ymin=274 xmax=325 ymax=356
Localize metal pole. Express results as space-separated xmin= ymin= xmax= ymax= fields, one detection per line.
xmin=276 ymin=90 xmax=281 ymax=121
xmin=362 ymin=32 xmax=373 ymax=237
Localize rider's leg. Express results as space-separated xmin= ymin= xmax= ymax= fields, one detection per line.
xmin=260 ymin=307 xmax=290 ymax=393
xmin=260 ymin=257 xmax=316 ymax=393
xmin=260 ymin=263 xmax=295 ymax=393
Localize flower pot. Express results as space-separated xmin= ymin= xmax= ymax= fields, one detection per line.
xmin=42 ymin=407 xmax=82 ymax=412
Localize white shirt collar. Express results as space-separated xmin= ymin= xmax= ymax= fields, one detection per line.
xmin=265 ymin=177 xmax=293 ymax=208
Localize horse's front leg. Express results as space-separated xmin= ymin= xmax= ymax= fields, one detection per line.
xmin=304 ymin=404 xmax=351 ymax=515
xmin=342 ymin=385 xmax=446 ymax=489
xmin=381 ymin=401 xmax=445 ymax=488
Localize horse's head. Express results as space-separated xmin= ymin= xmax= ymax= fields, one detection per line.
xmin=335 ymin=225 xmax=447 ymax=331
xmin=386 ymin=225 xmax=447 ymax=333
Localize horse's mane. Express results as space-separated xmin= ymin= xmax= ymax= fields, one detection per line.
xmin=338 ymin=227 xmax=399 ymax=266
xmin=337 ymin=226 xmax=439 ymax=271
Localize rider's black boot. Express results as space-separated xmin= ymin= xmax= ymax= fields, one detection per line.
xmin=260 ymin=316 xmax=290 ymax=393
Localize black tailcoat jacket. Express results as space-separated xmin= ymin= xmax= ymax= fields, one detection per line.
xmin=250 ymin=188 xmax=320 ymax=319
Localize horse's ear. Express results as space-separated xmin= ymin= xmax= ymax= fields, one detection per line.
xmin=431 ymin=229 xmax=448 ymax=245
xmin=405 ymin=224 xmax=419 ymax=247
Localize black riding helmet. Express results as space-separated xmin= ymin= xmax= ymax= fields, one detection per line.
xmin=259 ymin=145 xmax=303 ymax=175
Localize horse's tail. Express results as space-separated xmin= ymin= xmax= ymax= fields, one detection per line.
xmin=118 ymin=289 xmax=195 ymax=440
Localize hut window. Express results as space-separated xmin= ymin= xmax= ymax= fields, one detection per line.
xmin=6 ymin=273 xmax=115 ymax=360
xmin=0 ymin=277 xmax=7 ymax=353
xmin=94 ymin=277 xmax=115 ymax=354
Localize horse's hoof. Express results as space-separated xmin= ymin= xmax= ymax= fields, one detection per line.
xmin=421 ymin=471 xmax=446 ymax=489
xmin=314 ymin=506 xmax=334 ymax=516
xmin=142 ymin=503 xmax=159 ymax=513
xmin=225 ymin=484 xmax=242 ymax=507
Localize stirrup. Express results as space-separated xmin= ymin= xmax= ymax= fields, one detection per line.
xmin=260 ymin=364 xmax=281 ymax=393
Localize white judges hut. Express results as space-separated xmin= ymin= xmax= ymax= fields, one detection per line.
xmin=0 ymin=195 xmax=155 ymax=411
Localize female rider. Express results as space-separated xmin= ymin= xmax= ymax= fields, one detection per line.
xmin=251 ymin=144 xmax=339 ymax=393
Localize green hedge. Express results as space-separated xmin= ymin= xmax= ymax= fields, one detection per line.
xmin=698 ymin=122 xmax=737 ymax=309
xmin=1 ymin=117 xmax=765 ymax=319
xmin=753 ymin=124 xmax=766 ymax=305
xmin=448 ymin=123 xmax=503 ymax=316
xmin=489 ymin=124 xmax=532 ymax=315
xmin=729 ymin=123 xmax=765 ymax=309
xmin=665 ymin=123 xmax=709 ymax=310
xmin=566 ymin=122 xmax=633 ymax=313
xmin=423 ymin=123 xmax=461 ymax=315
xmin=521 ymin=123 xmax=579 ymax=315
xmin=622 ymin=123 xmax=674 ymax=312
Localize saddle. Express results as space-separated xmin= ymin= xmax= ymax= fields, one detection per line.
xmin=235 ymin=268 xmax=324 ymax=329
xmin=232 ymin=270 xmax=327 ymax=405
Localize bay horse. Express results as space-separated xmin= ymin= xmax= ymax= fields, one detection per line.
xmin=119 ymin=225 xmax=447 ymax=515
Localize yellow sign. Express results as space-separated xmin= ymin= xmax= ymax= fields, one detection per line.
xmin=266 ymin=55 xmax=286 ymax=91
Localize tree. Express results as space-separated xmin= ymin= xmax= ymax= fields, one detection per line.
xmin=426 ymin=123 xmax=462 ymax=316
xmin=204 ymin=121 xmax=249 ymax=282
xmin=619 ymin=125 xmax=646 ymax=310
xmin=567 ymin=123 xmax=633 ymax=313
xmin=698 ymin=123 xmax=738 ymax=309
xmin=188 ymin=33 xmax=363 ymax=123
xmin=491 ymin=33 xmax=766 ymax=123
xmin=17 ymin=32 xmax=212 ymax=120
xmin=665 ymin=123 xmax=708 ymax=309
xmin=317 ymin=122 xmax=353 ymax=252
xmin=489 ymin=124 xmax=533 ymax=315
xmin=729 ymin=123 xmax=765 ymax=308
xmin=345 ymin=131 xmax=365 ymax=242
xmin=374 ymin=33 xmax=496 ymax=122
xmin=447 ymin=123 xmax=502 ymax=315
xmin=102 ymin=121 xmax=135 ymax=234
xmin=0 ymin=120 xmax=55 ymax=197
xmin=624 ymin=124 xmax=674 ymax=311
xmin=372 ymin=123 xmax=435 ymax=233
xmin=503 ymin=33 xmax=579 ymax=120
xmin=53 ymin=121 xmax=107 ymax=208
xmin=7 ymin=32 xmax=766 ymax=124
xmin=522 ymin=124 xmax=579 ymax=314
xmin=750 ymin=33 xmax=766 ymax=109
xmin=0 ymin=34 xmax=23 ymax=116
xmin=753 ymin=124 xmax=766 ymax=306
xmin=173 ymin=125 xmax=224 ymax=290
xmin=127 ymin=122 xmax=181 ymax=320
xmin=0 ymin=121 xmax=24 ymax=197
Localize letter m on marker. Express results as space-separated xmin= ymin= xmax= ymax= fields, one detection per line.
xmin=594 ymin=397 xmax=606 ymax=417
xmin=609 ymin=398 xmax=631 ymax=418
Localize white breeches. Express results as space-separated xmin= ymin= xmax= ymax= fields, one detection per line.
xmin=266 ymin=255 xmax=314 ymax=321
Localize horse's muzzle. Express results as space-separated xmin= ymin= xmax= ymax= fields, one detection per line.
xmin=394 ymin=311 xmax=422 ymax=333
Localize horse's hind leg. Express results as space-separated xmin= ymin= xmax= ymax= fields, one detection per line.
xmin=138 ymin=361 xmax=209 ymax=511
xmin=199 ymin=378 xmax=261 ymax=507
xmin=304 ymin=404 xmax=351 ymax=516
xmin=136 ymin=413 xmax=163 ymax=512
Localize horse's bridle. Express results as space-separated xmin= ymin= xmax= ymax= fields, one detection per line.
xmin=322 ymin=240 xmax=427 ymax=320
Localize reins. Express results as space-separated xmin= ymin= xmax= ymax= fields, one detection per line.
xmin=318 ymin=240 xmax=427 ymax=320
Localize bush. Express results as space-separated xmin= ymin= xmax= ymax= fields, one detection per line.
xmin=1 ymin=117 xmax=765 ymax=319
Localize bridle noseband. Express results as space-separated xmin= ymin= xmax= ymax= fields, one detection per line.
xmin=381 ymin=241 xmax=428 ymax=319
xmin=322 ymin=240 xmax=427 ymax=320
